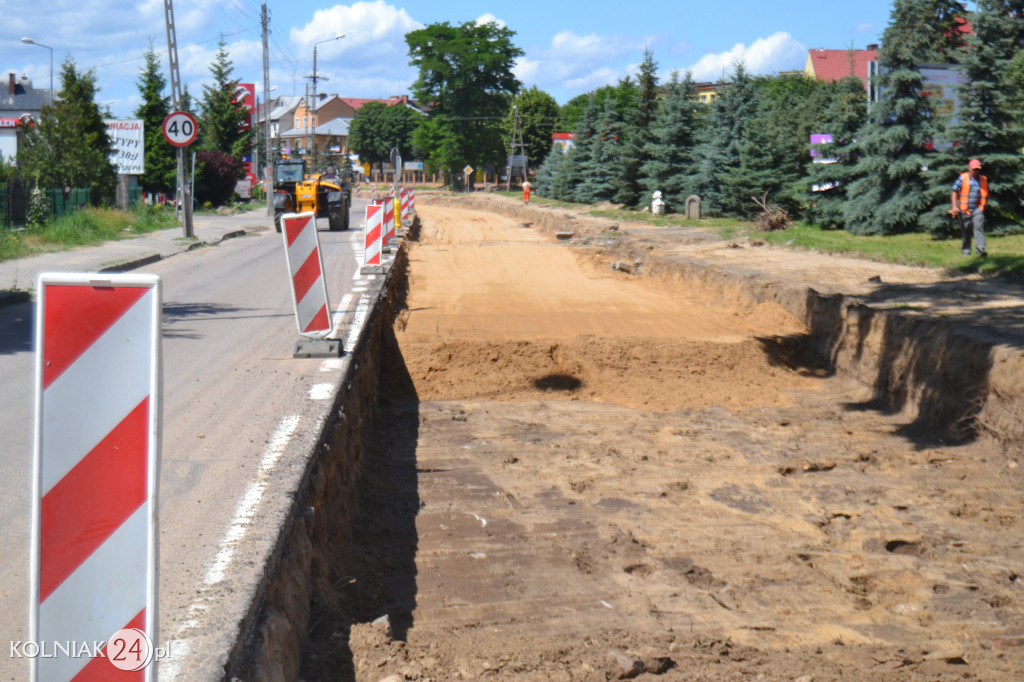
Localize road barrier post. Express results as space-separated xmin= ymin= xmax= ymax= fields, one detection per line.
xmin=280 ymin=212 xmax=340 ymax=358
xmin=32 ymin=272 xmax=162 ymax=681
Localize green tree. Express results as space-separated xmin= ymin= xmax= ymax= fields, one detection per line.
xmin=575 ymin=99 xmax=625 ymax=203
xmin=506 ymin=86 xmax=560 ymax=174
xmin=406 ymin=20 xmax=523 ymax=187
xmin=557 ymin=81 xmax=638 ymax=134
xmin=348 ymin=101 xmax=423 ymax=168
xmin=198 ymin=40 xmax=249 ymax=162
xmin=689 ymin=63 xmax=760 ymax=215
xmin=640 ymin=71 xmax=701 ymax=212
xmin=135 ymin=46 xmax=176 ymax=195
xmin=17 ymin=58 xmax=116 ymax=202
xmin=561 ymin=95 xmax=601 ymax=202
xmin=922 ymin=0 xmax=1024 ymax=234
xmin=843 ymin=0 xmax=967 ymax=234
xmin=615 ymin=49 xmax=660 ymax=206
xmin=804 ymin=77 xmax=869 ymax=228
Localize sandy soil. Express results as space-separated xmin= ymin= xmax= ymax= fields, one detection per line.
xmin=302 ymin=203 xmax=1024 ymax=681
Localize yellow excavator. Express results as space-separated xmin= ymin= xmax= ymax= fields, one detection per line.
xmin=272 ymin=159 xmax=350 ymax=232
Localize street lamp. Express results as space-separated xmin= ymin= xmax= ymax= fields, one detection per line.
xmin=20 ymin=37 xmax=53 ymax=107
xmin=311 ymin=33 xmax=344 ymax=171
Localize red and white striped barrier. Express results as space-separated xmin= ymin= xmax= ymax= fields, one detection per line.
xmin=355 ymin=184 xmax=362 ymax=198
xmin=400 ymin=188 xmax=410 ymax=225
xmin=364 ymin=203 xmax=383 ymax=267
xmin=409 ymin=189 xmax=416 ymax=215
xmin=32 ymin=272 xmax=161 ymax=681
xmin=382 ymin=197 xmax=396 ymax=243
xmin=280 ymin=212 xmax=332 ymax=337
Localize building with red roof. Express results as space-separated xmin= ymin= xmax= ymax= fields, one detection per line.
xmin=804 ymin=46 xmax=879 ymax=89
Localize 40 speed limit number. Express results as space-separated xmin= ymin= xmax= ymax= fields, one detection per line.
xmin=162 ymin=111 xmax=198 ymax=147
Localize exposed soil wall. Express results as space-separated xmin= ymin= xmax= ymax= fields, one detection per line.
xmin=226 ymin=223 xmax=417 ymax=681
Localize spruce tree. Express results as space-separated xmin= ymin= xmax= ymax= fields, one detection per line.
xmin=198 ymin=40 xmax=249 ymax=161
xmin=804 ymin=77 xmax=868 ymax=228
xmin=843 ymin=0 xmax=967 ymax=234
xmin=689 ymin=63 xmax=760 ymax=216
xmin=17 ymin=58 xmax=116 ymax=203
xmin=640 ymin=71 xmax=700 ymax=212
xmin=135 ymin=46 xmax=176 ymax=195
xmin=534 ymin=146 xmax=566 ymax=199
xmin=561 ymin=96 xmax=600 ymax=202
xmin=575 ymin=99 xmax=622 ymax=203
xmin=615 ymin=49 xmax=659 ymax=207
xmin=921 ymin=0 xmax=1024 ymax=234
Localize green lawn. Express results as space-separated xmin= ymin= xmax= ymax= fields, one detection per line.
xmin=0 ymin=205 xmax=178 ymax=263
xmin=542 ymin=199 xmax=1024 ymax=282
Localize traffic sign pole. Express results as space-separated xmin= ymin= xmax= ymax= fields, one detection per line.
xmin=162 ymin=112 xmax=198 ymax=239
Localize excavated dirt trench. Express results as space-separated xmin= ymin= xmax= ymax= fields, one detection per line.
xmin=300 ymin=202 xmax=1024 ymax=681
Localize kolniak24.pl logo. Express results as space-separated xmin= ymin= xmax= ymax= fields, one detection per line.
xmin=10 ymin=628 xmax=173 ymax=671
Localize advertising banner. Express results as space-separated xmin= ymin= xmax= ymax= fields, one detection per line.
xmin=105 ymin=119 xmax=145 ymax=175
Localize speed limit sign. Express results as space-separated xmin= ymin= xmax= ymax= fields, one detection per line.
xmin=162 ymin=111 xmax=198 ymax=147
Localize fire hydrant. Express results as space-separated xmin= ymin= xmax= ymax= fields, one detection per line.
xmin=651 ymin=191 xmax=665 ymax=215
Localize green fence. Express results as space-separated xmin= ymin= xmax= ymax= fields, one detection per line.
xmin=46 ymin=188 xmax=92 ymax=218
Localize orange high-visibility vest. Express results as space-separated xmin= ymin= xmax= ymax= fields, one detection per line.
xmin=958 ymin=172 xmax=988 ymax=212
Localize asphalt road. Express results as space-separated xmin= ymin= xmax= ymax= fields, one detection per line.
xmin=0 ymin=200 xmax=371 ymax=680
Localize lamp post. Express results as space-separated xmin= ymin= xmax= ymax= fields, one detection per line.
xmin=20 ymin=37 xmax=53 ymax=107
xmin=311 ymin=34 xmax=344 ymax=172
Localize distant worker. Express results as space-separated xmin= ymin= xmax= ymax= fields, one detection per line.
xmin=951 ymin=158 xmax=988 ymax=257
xmin=522 ymin=179 xmax=532 ymax=205
xmin=324 ymin=166 xmax=336 ymax=180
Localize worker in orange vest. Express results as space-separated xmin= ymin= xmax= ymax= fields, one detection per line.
xmin=950 ymin=158 xmax=988 ymax=257
xmin=522 ymin=179 xmax=532 ymax=205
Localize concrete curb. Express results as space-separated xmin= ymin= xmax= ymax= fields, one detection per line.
xmin=0 ymin=228 xmax=254 ymax=301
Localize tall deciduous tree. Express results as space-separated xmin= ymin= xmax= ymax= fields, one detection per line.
xmin=348 ymin=101 xmax=423 ymax=168
xmin=198 ymin=40 xmax=249 ymax=162
xmin=843 ymin=0 xmax=966 ymax=234
xmin=505 ymin=86 xmax=560 ymax=174
xmin=18 ymin=58 xmax=116 ymax=202
xmin=922 ymin=0 xmax=1024 ymax=234
xmin=406 ymin=20 xmax=523 ymax=187
xmin=135 ymin=46 xmax=176 ymax=195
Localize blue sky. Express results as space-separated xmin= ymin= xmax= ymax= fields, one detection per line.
xmin=3 ymin=0 xmax=900 ymax=119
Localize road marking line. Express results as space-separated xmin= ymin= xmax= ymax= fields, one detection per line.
xmin=309 ymin=383 xmax=334 ymax=400
xmin=203 ymin=414 xmax=301 ymax=585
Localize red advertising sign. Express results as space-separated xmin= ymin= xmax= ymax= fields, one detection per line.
xmin=235 ymin=83 xmax=255 ymax=131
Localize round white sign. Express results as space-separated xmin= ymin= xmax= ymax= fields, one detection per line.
xmin=162 ymin=111 xmax=198 ymax=147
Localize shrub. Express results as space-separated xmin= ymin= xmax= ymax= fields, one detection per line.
xmin=194 ymin=150 xmax=242 ymax=206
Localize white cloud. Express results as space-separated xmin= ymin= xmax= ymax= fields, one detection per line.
xmin=687 ymin=31 xmax=806 ymax=81
xmin=565 ymin=67 xmax=621 ymax=93
xmin=476 ymin=13 xmax=507 ymax=29
xmin=855 ymin=23 xmax=876 ymax=35
xmin=290 ymin=1 xmax=420 ymax=53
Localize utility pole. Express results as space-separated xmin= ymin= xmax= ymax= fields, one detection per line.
xmin=163 ymin=0 xmax=194 ymax=238
xmin=505 ymin=105 xmax=526 ymax=192
xmin=262 ymin=1 xmax=273 ymax=216
xmin=310 ymin=34 xmax=344 ymax=174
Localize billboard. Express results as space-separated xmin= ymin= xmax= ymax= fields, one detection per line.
xmin=105 ymin=119 xmax=145 ymax=175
